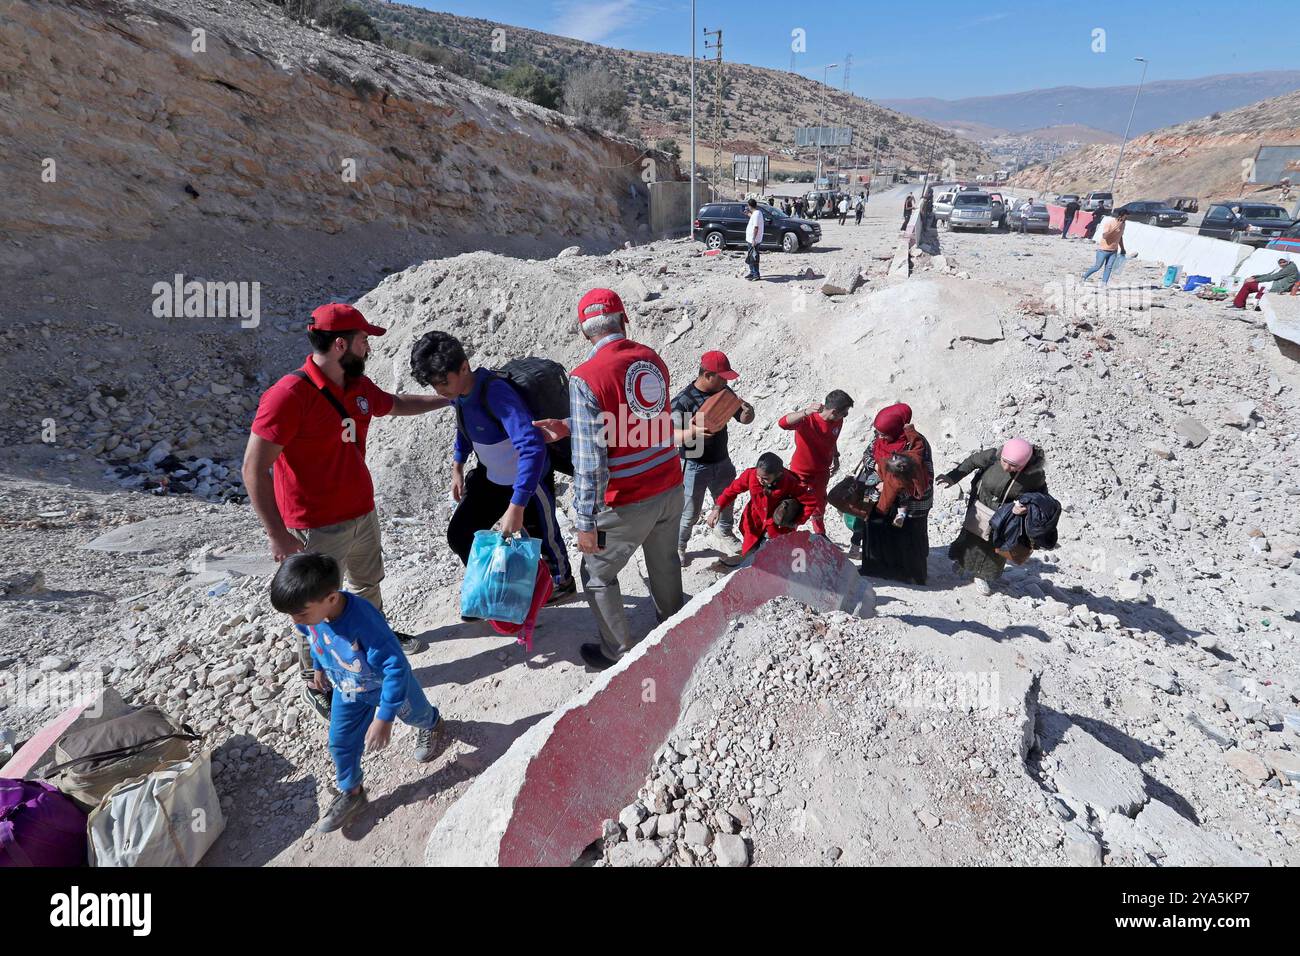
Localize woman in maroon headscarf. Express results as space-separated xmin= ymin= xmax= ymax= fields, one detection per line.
xmin=853 ymin=403 xmax=934 ymax=585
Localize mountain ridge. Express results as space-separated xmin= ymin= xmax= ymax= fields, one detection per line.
xmin=881 ymin=71 xmax=1300 ymax=136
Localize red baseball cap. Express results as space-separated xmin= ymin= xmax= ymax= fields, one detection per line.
xmin=700 ymin=350 xmax=739 ymax=380
xmin=577 ymin=288 xmax=627 ymax=327
xmin=309 ymin=303 xmax=386 ymax=336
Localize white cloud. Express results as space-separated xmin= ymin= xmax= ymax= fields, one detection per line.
xmin=553 ymin=0 xmax=646 ymax=44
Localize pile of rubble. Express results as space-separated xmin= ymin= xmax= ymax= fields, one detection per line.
xmin=106 ymin=450 xmax=246 ymax=503
xmin=597 ymin=598 xmax=1055 ymax=867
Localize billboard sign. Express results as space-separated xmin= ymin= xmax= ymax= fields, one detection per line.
xmin=1252 ymin=145 xmax=1300 ymax=184
xmin=795 ymin=126 xmax=853 ymax=148
xmin=733 ymin=154 xmax=769 ymax=183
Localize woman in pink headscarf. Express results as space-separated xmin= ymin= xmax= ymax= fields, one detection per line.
xmin=936 ymin=437 xmax=1047 ymax=590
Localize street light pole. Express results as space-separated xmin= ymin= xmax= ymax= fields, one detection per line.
xmin=816 ymin=63 xmax=838 ymax=186
xmin=689 ymin=0 xmax=696 ymax=233
xmin=1109 ymin=57 xmax=1148 ymax=199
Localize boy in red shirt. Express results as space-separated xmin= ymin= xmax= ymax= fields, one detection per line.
xmin=778 ymin=389 xmax=855 ymax=535
xmin=708 ymin=453 xmax=817 ymax=557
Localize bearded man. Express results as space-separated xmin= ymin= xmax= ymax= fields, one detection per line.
xmin=242 ymin=303 xmax=448 ymax=723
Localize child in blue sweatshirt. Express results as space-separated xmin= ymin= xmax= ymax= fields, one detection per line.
xmin=270 ymin=552 xmax=445 ymax=833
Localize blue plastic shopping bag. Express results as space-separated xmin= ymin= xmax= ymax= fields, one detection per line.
xmin=460 ymin=531 xmax=542 ymax=625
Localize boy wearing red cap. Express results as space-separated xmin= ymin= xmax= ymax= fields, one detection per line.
xmin=671 ymin=351 xmax=755 ymax=561
xmin=778 ymin=389 xmax=854 ymax=536
xmin=243 ymin=302 xmax=449 ymax=724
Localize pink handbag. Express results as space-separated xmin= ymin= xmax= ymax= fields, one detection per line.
xmin=489 ymin=562 xmax=554 ymax=653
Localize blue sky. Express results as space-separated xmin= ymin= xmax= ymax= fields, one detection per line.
xmin=404 ymin=0 xmax=1300 ymax=99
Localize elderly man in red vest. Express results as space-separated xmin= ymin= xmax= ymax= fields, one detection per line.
xmin=559 ymin=289 xmax=707 ymax=670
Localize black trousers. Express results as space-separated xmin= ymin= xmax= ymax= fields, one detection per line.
xmin=447 ymin=465 xmax=571 ymax=582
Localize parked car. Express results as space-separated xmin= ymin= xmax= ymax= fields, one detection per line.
xmin=693 ymin=202 xmax=821 ymax=253
xmin=1082 ymin=191 xmax=1113 ymax=212
xmin=1008 ymin=199 xmax=1051 ymax=233
xmin=947 ymin=191 xmax=994 ymax=231
xmin=933 ymin=191 xmax=956 ymax=223
xmin=1166 ymin=196 xmax=1199 ymax=213
xmin=987 ymin=192 xmax=1008 ymax=229
xmin=1055 ymin=194 xmax=1081 ymax=206
xmin=1117 ymin=200 xmax=1188 ymax=226
xmin=1266 ymin=220 xmax=1300 ymax=255
xmin=1198 ymin=201 xmax=1293 ymax=247
xmin=803 ymin=190 xmax=848 ymax=219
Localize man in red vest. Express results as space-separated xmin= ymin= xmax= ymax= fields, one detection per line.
xmin=564 ymin=289 xmax=705 ymax=670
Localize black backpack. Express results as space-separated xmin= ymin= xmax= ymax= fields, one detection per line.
xmin=457 ymin=357 xmax=574 ymax=476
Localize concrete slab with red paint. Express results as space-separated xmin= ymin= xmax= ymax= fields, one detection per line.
xmin=424 ymin=531 xmax=873 ymax=866
xmin=1046 ymin=203 xmax=1094 ymax=238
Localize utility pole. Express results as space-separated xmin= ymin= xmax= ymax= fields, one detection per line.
xmin=837 ymin=55 xmax=852 ymax=183
xmin=1110 ymin=57 xmax=1148 ymax=199
xmin=689 ymin=0 xmax=695 ymax=229
xmin=704 ymin=28 xmax=723 ymax=198
xmin=815 ymin=62 xmax=838 ymax=187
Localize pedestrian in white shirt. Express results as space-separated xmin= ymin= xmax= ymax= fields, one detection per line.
xmin=837 ymin=196 xmax=849 ymax=225
xmin=744 ymin=198 xmax=764 ymax=281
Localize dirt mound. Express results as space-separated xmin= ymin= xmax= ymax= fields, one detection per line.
xmin=360 ymin=245 xmax=1026 ymax=521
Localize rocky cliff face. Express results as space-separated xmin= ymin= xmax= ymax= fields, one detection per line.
xmin=0 ymin=0 xmax=677 ymax=486
xmin=1011 ymin=90 xmax=1300 ymax=202
xmin=1 ymin=0 xmax=668 ymax=245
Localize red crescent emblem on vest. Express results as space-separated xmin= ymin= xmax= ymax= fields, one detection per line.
xmin=624 ymin=360 xmax=666 ymax=419
xmin=633 ymin=371 xmax=653 ymax=407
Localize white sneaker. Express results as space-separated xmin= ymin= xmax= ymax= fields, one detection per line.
xmin=712 ymin=529 xmax=740 ymax=554
xmin=973 ymin=578 xmax=992 ymax=597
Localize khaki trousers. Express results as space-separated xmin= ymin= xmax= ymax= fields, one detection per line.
xmin=290 ymin=509 xmax=385 ymax=678
xmin=580 ymin=486 xmax=685 ymax=660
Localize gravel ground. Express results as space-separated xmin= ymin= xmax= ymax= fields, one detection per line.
xmin=3 ymin=186 xmax=1298 ymax=866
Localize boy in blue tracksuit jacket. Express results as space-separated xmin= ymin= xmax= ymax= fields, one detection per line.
xmin=409 ymin=331 xmax=574 ymax=600
xmin=270 ymin=553 xmax=445 ymax=833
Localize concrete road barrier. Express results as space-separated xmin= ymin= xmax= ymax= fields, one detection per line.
xmin=1084 ymin=218 xmax=1253 ymax=282
xmin=424 ymin=531 xmax=874 ymax=867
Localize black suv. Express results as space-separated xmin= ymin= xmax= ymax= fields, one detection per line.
xmin=1116 ymin=200 xmax=1188 ymax=226
xmin=1198 ymin=201 xmax=1293 ymax=247
xmin=693 ymin=203 xmax=822 ymax=253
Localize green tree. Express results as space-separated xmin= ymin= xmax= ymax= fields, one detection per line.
xmin=315 ymin=1 xmax=381 ymax=43
xmin=654 ymin=137 xmax=681 ymax=161
xmin=497 ymin=64 xmax=562 ymax=110
xmin=562 ymin=66 xmax=628 ymax=132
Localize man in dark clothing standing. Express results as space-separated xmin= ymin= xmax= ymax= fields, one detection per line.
xmin=672 ymin=351 xmax=755 ymax=561
xmin=1082 ymin=200 xmax=1109 ymax=241
xmin=902 ymin=193 xmax=915 ymax=231
xmin=1062 ymin=197 xmax=1081 ymax=239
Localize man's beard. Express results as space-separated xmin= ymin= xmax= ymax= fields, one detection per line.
xmin=341 ymin=352 xmax=366 ymax=380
